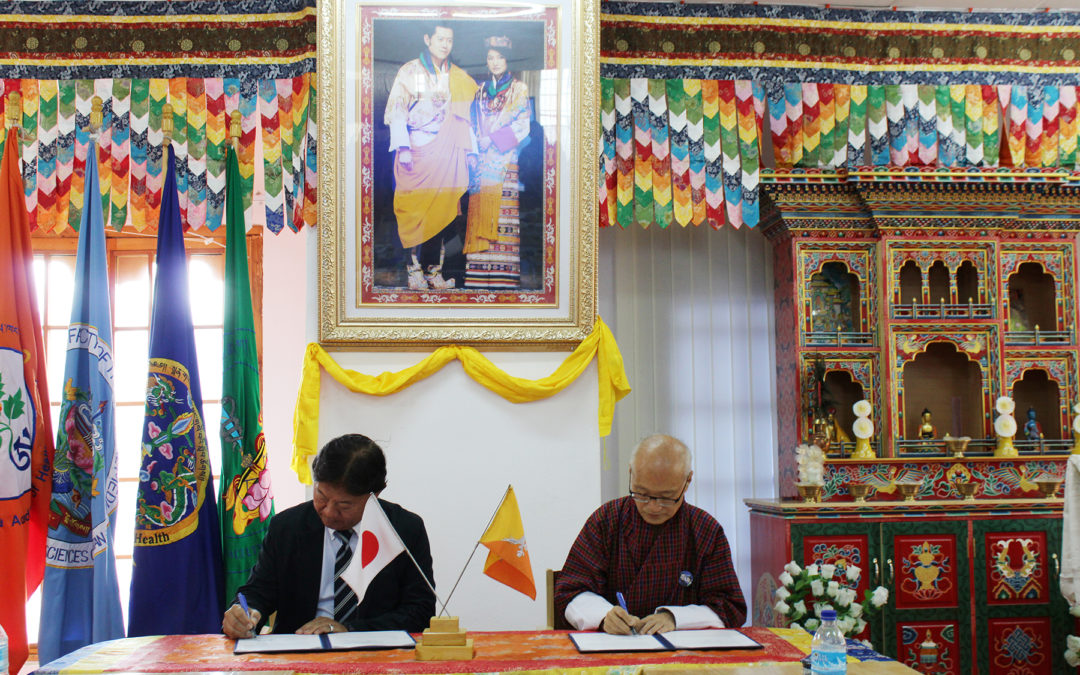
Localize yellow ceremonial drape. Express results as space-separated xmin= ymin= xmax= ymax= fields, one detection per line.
xmin=291 ymin=318 xmax=632 ymax=484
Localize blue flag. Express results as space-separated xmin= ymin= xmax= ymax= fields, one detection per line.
xmin=38 ymin=146 xmax=125 ymax=662
xmin=128 ymin=146 xmax=224 ymax=635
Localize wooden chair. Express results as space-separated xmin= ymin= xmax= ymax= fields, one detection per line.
xmin=545 ymin=569 xmax=571 ymax=630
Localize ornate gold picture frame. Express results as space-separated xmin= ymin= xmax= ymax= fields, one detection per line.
xmin=318 ymin=0 xmax=597 ymax=347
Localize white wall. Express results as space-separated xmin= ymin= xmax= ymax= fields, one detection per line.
xmin=316 ymin=353 xmax=601 ymax=630
xmin=260 ymin=227 xmax=310 ymax=511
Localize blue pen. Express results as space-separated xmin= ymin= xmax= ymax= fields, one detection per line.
xmin=237 ymin=592 xmax=255 ymax=638
xmin=615 ymin=592 xmax=638 ymax=635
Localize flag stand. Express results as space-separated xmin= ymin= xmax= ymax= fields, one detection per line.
xmin=414 ymin=616 xmax=473 ymax=660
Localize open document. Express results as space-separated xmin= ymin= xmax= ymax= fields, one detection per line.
xmin=234 ymin=630 xmax=416 ymax=654
xmin=570 ymin=629 xmax=762 ymax=653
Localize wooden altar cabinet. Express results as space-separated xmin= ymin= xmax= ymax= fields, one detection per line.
xmin=750 ymin=168 xmax=1080 ymax=674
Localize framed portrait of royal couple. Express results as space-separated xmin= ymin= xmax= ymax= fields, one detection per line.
xmin=318 ymin=0 xmax=598 ymax=346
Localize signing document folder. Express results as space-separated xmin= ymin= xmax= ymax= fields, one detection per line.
xmin=234 ymin=631 xmax=416 ymax=654
xmin=570 ymin=629 xmax=762 ymax=653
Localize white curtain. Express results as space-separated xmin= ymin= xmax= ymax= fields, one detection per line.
xmin=598 ymin=223 xmax=779 ymax=619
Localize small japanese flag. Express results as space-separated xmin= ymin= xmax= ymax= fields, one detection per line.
xmin=341 ymin=496 xmax=405 ymax=602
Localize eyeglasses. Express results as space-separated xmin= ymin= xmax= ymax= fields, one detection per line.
xmin=628 ymin=477 xmax=689 ymax=508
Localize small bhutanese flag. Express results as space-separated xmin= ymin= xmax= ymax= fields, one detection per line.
xmin=479 ymin=486 xmax=536 ymax=600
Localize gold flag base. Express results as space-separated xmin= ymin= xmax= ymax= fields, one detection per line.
xmin=415 ymin=616 xmax=474 ymax=661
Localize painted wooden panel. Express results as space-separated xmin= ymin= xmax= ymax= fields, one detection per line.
xmin=893 ymin=534 xmax=960 ymax=610
xmin=984 ymin=529 xmax=1050 ymax=606
xmin=987 ymin=617 xmax=1053 ymax=675
xmin=895 ymin=620 xmax=962 ymax=675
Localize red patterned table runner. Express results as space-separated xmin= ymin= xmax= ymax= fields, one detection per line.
xmin=44 ymin=628 xmax=806 ymax=674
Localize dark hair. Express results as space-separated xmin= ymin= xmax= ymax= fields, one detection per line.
xmin=312 ymin=434 xmax=388 ymax=496
xmin=424 ymin=21 xmax=454 ymax=40
xmin=486 ymin=45 xmax=512 ymax=64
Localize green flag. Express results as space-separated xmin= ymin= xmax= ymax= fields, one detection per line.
xmin=219 ymin=145 xmax=274 ymax=604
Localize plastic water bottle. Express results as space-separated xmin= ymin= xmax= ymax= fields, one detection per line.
xmin=810 ymin=608 xmax=847 ymax=675
xmin=0 ymin=620 xmax=8 ymax=675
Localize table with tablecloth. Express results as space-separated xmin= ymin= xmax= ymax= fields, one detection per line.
xmin=33 ymin=628 xmax=916 ymax=675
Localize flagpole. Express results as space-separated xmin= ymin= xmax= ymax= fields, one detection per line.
xmin=368 ymin=494 xmax=450 ymax=615
xmin=437 ymin=484 xmax=511 ymax=617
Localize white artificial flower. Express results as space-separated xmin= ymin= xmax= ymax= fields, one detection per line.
xmin=821 ymin=564 xmax=836 ymax=580
xmin=871 ymin=586 xmax=889 ymax=608
xmin=804 ymin=618 xmax=820 ymax=632
xmin=995 ymin=414 xmax=1018 ymax=437
xmin=853 ymin=417 xmax=874 ymax=439
xmin=785 ymin=561 xmax=803 ymax=576
xmin=996 ymin=396 xmax=1016 ymax=415
xmin=850 ymin=601 xmax=863 ymax=618
xmin=845 ymin=564 xmax=861 ymax=582
xmin=1068 ymin=649 xmax=1080 ymax=668
xmin=811 ymin=580 xmax=825 ymax=597
xmin=774 ymin=599 xmax=791 ymax=615
xmin=806 ymin=564 xmax=820 ymax=577
xmin=775 ymin=587 xmax=791 ymax=601
xmin=779 ymin=571 xmax=794 ymax=588
xmin=1073 ymin=414 xmax=1080 ymax=435
xmin=836 ymin=588 xmax=856 ymax=607
xmin=1071 ymin=603 xmax=1080 ymax=618
xmin=1074 ymin=402 xmax=1080 ymax=414
xmin=1068 ymin=635 xmax=1080 ymax=652
xmin=837 ymin=616 xmax=856 ymax=635
xmin=826 ymin=580 xmax=840 ymax=598
xmin=855 ymin=618 xmax=867 ymax=634
xmin=853 ymin=400 xmax=872 ymax=418
xmin=793 ymin=600 xmax=807 ymax=617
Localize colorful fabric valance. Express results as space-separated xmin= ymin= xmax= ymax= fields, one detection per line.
xmin=599 ymin=3 xmax=1080 ymax=230
xmin=602 ymin=2 xmax=1080 ymax=87
xmin=0 ymin=0 xmax=315 ymax=83
xmin=0 ymin=0 xmax=315 ymax=234
xmin=4 ymin=75 xmax=315 ymax=234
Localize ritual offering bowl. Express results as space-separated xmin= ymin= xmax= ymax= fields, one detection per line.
xmin=1035 ymin=479 xmax=1062 ymax=499
xmin=848 ymin=483 xmax=872 ymax=503
xmin=943 ymin=436 xmax=970 ymax=458
xmin=957 ymin=481 xmax=978 ymax=501
xmin=896 ymin=482 xmax=920 ymax=502
xmin=796 ymin=483 xmax=823 ymax=504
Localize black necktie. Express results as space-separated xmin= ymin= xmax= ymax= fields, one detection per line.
xmin=333 ymin=530 xmax=358 ymax=625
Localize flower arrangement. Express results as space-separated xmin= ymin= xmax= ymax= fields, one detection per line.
xmin=1066 ymin=602 xmax=1080 ymax=666
xmin=795 ymin=444 xmax=825 ymax=486
xmin=994 ymin=395 xmax=1018 ymax=458
xmin=773 ymin=560 xmax=889 ymax=640
xmin=851 ymin=399 xmax=875 ymax=459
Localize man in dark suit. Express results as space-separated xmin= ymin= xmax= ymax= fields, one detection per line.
xmin=221 ymin=434 xmax=435 ymax=637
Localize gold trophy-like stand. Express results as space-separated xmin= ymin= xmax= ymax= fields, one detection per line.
xmin=415 ymin=616 xmax=474 ymax=660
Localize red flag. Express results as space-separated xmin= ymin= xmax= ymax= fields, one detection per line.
xmin=0 ymin=126 xmax=54 ymax=674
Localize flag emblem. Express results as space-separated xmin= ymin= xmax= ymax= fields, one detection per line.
xmin=134 ymin=358 xmax=210 ymax=542
xmin=0 ymin=347 xmax=36 ymax=498
xmin=48 ymin=378 xmax=108 ymax=543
